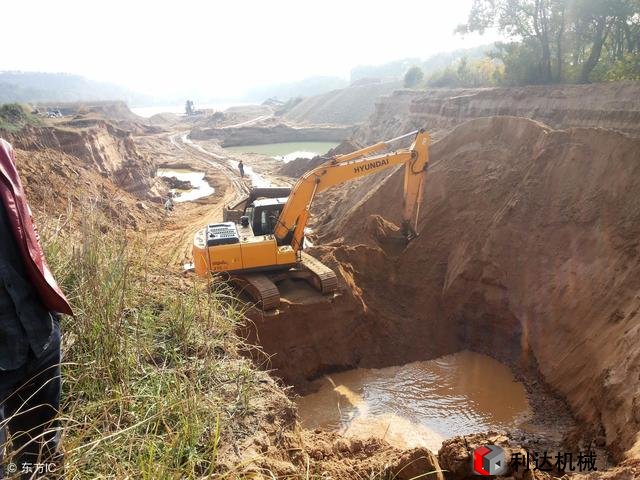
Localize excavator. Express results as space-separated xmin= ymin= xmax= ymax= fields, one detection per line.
xmin=192 ymin=129 xmax=430 ymax=310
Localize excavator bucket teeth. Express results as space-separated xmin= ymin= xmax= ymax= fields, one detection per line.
xmin=230 ymin=274 xmax=280 ymax=311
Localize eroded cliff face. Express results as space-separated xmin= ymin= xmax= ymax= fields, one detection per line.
xmin=10 ymin=120 xmax=163 ymax=200
xmin=355 ymin=81 xmax=640 ymax=143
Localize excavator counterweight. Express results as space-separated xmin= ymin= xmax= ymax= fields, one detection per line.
xmin=192 ymin=129 xmax=430 ymax=310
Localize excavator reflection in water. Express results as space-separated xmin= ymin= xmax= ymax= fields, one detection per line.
xmin=193 ymin=129 xmax=430 ymax=310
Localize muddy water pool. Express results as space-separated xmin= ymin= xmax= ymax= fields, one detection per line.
xmin=296 ymin=350 xmax=531 ymax=451
xmin=157 ymin=168 xmax=215 ymax=202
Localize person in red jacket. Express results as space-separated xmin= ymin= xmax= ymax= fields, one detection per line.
xmin=0 ymin=139 xmax=72 ymax=477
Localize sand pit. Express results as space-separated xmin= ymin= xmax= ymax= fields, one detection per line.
xmin=246 ymin=116 xmax=640 ymax=465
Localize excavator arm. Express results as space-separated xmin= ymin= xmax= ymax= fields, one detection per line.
xmin=329 ymin=129 xmax=424 ymax=164
xmin=274 ymin=129 xmax=431 ymax=251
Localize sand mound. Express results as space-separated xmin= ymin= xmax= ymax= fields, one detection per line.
xmin=323 ymin=116 xmax=640 ymax=459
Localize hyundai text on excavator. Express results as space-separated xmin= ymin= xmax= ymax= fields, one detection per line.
xmin=192 ymin=129 xmax=430 ymax=310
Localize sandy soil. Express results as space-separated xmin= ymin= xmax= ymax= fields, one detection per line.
xmin=308 ymin=117 xmax=640 ymax=464
xmin=128 ymin=117 xmax=636 ymax=475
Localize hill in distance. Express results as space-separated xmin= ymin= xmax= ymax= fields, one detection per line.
xmin=0 ymin=71 xmax=154 ymax=105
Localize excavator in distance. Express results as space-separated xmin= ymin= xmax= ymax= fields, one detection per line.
xmin=192 ymin=129 xmax=430 ymax=310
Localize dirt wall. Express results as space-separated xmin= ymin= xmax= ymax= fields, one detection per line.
xmin=252 ymin=117 xmax=640 ymax=463
xmin=346 ymin=117 xmax=640 ymax=460
xmin=355 ymin=81 xmax=640 ymax=144
xmin=189 ymin=122 xmax=352 ymax=146
xmin=9 ymin=121 xmax=163 ymax=199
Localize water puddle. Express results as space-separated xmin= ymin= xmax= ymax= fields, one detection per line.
xmin=157 ymin=168 xmax=214 ymax=202
xmin=296 ymin=351 xmax=531 ymax=452
xmin=225 ymin=142 xmax=338 ymax=163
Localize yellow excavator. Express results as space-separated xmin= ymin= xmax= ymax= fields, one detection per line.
xmin=192 ymin=129 xmax=430 ymax=310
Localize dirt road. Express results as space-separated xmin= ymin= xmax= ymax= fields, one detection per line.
xmin=134 ymin=131 xmax=236 ymax=266
xmin=140 ymin=123 xmax=287 ymax=267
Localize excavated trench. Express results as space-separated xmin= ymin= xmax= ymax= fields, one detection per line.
xmin=245 ymin=268 xmax=577 ymax=461
xmin=244 ymin=116 xmax=640 ymax=471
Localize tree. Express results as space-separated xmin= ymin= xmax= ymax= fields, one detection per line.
xmin=553 ymin=0 xmax=568 ymax=80
xmin=492 ymin=40 xmax=548 ymax=84
xmin=458 ymin=0 xmax=568 ymax=83
xmin=404 ymin=66 xmax=424 ymax=88
xmin=570 ymin=0 xmax=638 ymax=82
xmin=459 ymin=0 xmax=640 ymax=84
xmin=426 ymin=58 xmax=504 ymax=87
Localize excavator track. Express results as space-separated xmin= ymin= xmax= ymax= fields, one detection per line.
xmin=230 ymin=273 xmax=280 ymax=311
xmin=298 ymin=252 xmax=339 ymax=294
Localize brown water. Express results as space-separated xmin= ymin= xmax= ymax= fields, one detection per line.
xmin=296 ymin=351 xmax=531 ymax=451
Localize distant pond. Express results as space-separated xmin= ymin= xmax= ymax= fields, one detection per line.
xmin=225 ymin=142 xmax=338 ymax=162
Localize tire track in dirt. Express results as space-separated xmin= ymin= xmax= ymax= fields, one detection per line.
xmin=156 ymin=125 xmax=276 ymax=266
xmin=143 ymin=131 xmax=241 ymax=267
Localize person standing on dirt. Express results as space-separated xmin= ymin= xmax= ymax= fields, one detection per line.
xmin=164 ymin=194 xmax=174 ymax=214
xmin=238 ymin=160 xmax=245 ymax=178
xmin=0 ymin=139 xmax=73 ymax=477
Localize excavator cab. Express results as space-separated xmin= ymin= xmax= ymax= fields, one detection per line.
xmin=246 ymin=197 xmax=288 ymax=236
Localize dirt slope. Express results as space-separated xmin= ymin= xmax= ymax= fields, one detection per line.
xmin=8 ymin=120 xmax=165 ymax=199
xmin=247 ymin=116 xmax=640 ymax=469
xmin=307 ymin=116 xmax=640 ymax=461
xmin=283 ymin=81 xmax=400 ymax=125
xmin=12 ymin=145 xmax=161 ymax=230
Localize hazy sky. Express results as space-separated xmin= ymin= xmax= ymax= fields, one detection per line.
xmin=3 ymin=0 xmax=502 ymax=98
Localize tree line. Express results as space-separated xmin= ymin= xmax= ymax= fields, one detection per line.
xmin=404 ymin=0 xmax=640 ymax=88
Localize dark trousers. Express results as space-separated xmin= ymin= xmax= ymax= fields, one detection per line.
xmin=0 ymin=321 xmax=61 ymax=479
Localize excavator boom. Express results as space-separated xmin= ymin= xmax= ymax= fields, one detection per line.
xmin=273 ymin=129 xmax=430 ymax=249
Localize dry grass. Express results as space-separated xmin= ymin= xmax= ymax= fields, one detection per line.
xmin=13 ymin=203 xmax=269 ymax=478
xmin=1 ymin=201 xmax=444 ymax=479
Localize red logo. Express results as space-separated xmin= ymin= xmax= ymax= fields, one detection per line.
xmin=473 ymin=445 xmax=507 ymax=475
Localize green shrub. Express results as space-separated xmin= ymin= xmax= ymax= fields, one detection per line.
xmin=0 ymin=103 xmax=40 ymax=132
